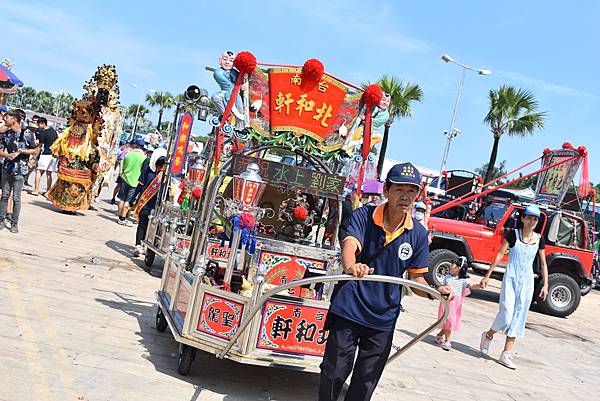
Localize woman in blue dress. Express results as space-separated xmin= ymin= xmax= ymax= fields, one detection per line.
xmin=479 ymin=205 xmax=548 ymax=369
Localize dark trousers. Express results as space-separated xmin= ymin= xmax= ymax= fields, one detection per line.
xmin=319 ymin=314 xmax=394 ymax=401
xmin=135 ymin=208 xmax=150 ymax=245
xmin=0 ymin=173 xmax=24 ymax=226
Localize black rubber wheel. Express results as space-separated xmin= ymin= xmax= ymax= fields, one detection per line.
xmin=144 ymin=249 xmax=155 ymax=269
xmin=536 ymin=273 xmax=581 ymax=317
xmin=156 ymin=308 xmax=168 ymax=332
xmin=580 ymin=282 xmax=592 ymax=297
xmin=177 ymin=344 xmax=195 ymax=376
xmin=426 ymin=249 xmax=458 ymax=287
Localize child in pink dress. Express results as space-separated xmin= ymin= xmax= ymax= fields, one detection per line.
xmin=436 ymin=257 xmax=482 ymax=350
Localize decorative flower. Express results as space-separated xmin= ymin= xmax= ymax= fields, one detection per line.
xmin=233 ymin=51 xmax=257 ymax=75
xmin=362 ymin=84 xmax=383 ymax=106
xmin=577 ymin=145 xmax=587 ymax=155
xmin=239 ymin=213 xmax=256 ymax=229
xmin=191 ymin=187 xmax=202 ymax=199
xmin=562 ymin=142 xmax=574 ymax=149
xmin=543 ymin=148 xmax=552 ymax=155
xmin=302 ymin=58 xmax=324 ymax=85
xmin=293 ymin=205 xmax=308 ymax=220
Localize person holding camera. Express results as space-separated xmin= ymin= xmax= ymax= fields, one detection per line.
xmin=0 ymin=109 xmax=37 ymax=233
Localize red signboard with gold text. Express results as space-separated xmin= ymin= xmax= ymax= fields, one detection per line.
xmin=197 ymin=293 xmax=244 ymax=340
xmin=170 ymin=112 xmax=193 ymax=175
xmin=269 ymin=68 xmax=348 ymax=141
xmin=261 ymin=251 xmax=327 ymax=299
xmin=257 ymin=300 xmax=328 ymax=356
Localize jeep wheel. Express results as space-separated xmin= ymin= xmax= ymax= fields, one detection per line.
xmin=580 ymin=282 xmax=592 ymax=297
xmin=426 ymin=249 xmax=458 ymax=287
xmin=536 ymin=273 xmax=581 ymax=317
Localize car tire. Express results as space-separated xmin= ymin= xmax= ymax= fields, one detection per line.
xmin=177 ymin=344 xmax=195 ymax=376
xmin=426 ymin=249 xmax=458 ymax=287
xmin=536 ymin=273 xmax=581 ymax=317
xmin=156 ymin=307 xmax=168 ymax=332
xmin=580 ymin=282 xmax=592 ymax=296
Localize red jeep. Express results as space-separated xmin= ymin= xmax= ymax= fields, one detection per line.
xmin=426 ymin=200 xmax=594 ymax=317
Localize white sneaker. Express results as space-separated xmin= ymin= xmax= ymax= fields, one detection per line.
xmin=498 ymin=351 xmax=517 ymax=370
xmin=117 ymin=218 xmax=133 ymax=227
xmin=133 ymin=245 xmax=144 ymax=257
xmin=441 ymin=341 xmax=452 ymax=351
xmin=480 ymin=331 xmax=492 ymax=355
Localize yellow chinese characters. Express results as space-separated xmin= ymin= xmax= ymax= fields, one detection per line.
xmin=275 ymin=92 xmax=295 ymax=115
xmin=291 ymin=74 xmax=302 ymax=86
xmin=295 ymin=94 xmax=315 ymax=116
xmin=313 ymin=103 xmax=333 ymax=127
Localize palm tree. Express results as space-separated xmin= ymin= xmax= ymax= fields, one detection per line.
xmin=146 ymin=91 xmax=174 ymax=129
xmin=483 ymin=85 xmax=546 ymax=184
xmin=375 ymin=76 xmax=423 ymax=178
xmin=125 ymin=104 xmax=150 ymax=131
xmin=34 ymin=90 xmax=55 ymax=114
xmin=14 ymin=86 xmax=36 ymax=109
xmin=54 ymin=92 xmax=74 ymax=118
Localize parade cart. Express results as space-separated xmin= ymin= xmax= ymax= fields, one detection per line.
xmin=152 ymin=51 xmax=450 ymax=375
xmin=143 ymin=108 xmax=205 ymax=268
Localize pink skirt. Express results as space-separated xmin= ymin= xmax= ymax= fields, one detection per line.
xmin=437 ymin=288 xmax=470 ymax=332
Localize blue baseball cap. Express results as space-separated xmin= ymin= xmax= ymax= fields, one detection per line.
xmin=524 ymin=205 xmax=541 ymax=218
xmin=386 ymin=162 xmax=421 ymax=188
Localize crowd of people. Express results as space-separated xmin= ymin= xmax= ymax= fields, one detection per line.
xmin=0 ymin=108 xmax=59 ymax=233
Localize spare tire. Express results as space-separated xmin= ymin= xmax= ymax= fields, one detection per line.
xmin=426 ymin=249 xmax=458 ymax=287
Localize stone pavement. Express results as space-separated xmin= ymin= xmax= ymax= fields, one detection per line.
xmin=1 ymin=188 xmax=599 ymax=401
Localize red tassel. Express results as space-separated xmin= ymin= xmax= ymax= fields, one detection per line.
xmin=356 ymin=104 xmax=374 ymax=198
xmin=578 ymin=149 xmax=591 ymax=197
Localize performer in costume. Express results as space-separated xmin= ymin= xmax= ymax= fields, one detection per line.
xmin=47 ymin=100 xmax=100 ymax=211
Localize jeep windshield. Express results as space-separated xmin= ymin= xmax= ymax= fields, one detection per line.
xmin=476 ymin=202 xmax=508 ymax=225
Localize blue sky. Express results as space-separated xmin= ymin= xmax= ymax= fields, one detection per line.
xmin=2 ymin=0 xmax=599 ymax=182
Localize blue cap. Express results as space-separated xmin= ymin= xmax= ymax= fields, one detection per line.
xmin=386 ymin=162 xmax=421 ymax=188
xmin=524 ymin=205 xmax=541 ymax=218
xmin=0 ymin=105 xmax=8 ymax=112
xmin=415 ymin=201 xmax=427 ymax=210
xmin=134 ymin=137 xmax=146 ymax=147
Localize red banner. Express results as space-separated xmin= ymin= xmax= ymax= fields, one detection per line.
xmin=257 ymin=301 xmax=328 ymax=356
xmin=269 ymin=68 xmax=348 ymax=142
xmin=197 ymin=293 xmax=244 ymax=340
xmin=261 ymin=251 xmax=326 ymax=286
xmin=170 ymin=112 xmax=193 ymax=175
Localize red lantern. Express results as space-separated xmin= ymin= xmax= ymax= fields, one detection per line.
xmin=293 ymin=205 xmax=308 ymax=220
xmin=232 ymin=164 xmax=267 ymax=208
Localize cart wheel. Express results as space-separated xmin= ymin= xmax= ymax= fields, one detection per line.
xmin=177 ymin=344 xmax=195 ymax=376
xmin=155 ymin=308 xmax=168 ymax=332
xmin=144 ymin=249 xmax=155 ymax=269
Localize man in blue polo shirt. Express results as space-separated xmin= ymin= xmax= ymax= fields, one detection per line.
xmin=319 ymin=162 xmax=454 ymax=401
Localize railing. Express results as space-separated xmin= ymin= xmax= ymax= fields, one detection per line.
xmin=216 ymin=274 xmax=449 ymax=366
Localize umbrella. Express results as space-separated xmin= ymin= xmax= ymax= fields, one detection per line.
xmin=0 ymin=64 xmax=24 ymax=91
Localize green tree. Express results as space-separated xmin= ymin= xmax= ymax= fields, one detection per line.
xmin=11 ymin=86 xmax=36 ymax=109
xmin=34 ymin=90 xmax=55 ymax=114
xmin=146 ymin=91 xmax=174 ymax=129
xmin=475 ymin=161 xmax=507 ymax=184
xmin=374 ymin=76 xmax=423 ymax=177
xmin=483 ymin=85 xmax=546 ymax=183
xmin=124 ymin=104 xmax=150 ymax=131
xmin=508 ymin=173 xmax=538 ymax=189
xmin=54 ymin=92 xmax=74 ymax=118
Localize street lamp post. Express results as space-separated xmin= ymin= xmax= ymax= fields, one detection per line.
xmin=436 ymin=54 xmax=491 ymax=189
xmin=131 ymin=83 xmax=155 ymax=141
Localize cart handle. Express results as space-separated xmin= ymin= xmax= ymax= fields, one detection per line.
xmin=216 ymin=274 xmax=449 ymax=366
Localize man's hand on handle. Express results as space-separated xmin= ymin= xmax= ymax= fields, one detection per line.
xmin=344 ymin=263 xmax=374 ymax=278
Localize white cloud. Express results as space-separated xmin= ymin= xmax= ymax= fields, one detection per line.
xmin=496 ymin=70 xmax=600 ymax=101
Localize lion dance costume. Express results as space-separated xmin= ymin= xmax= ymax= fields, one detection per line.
xmin=47 ymin=65 xmax=121 ymax=211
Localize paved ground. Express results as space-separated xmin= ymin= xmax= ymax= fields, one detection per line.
xmin=1 ymin=185 xmax=599 ymax=401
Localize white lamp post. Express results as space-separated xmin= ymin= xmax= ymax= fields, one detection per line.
xmin=436 ymin=54 xmax=491 ymax=188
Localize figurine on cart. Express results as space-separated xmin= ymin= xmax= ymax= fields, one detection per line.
xmin=211 ymin=50 xmax=248 ymax=129
xmin=278 ymin=190 xmax=316 ymax=240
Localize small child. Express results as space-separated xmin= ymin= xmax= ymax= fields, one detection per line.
xmin=436 ymin=256 xmax=481 ymax=350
